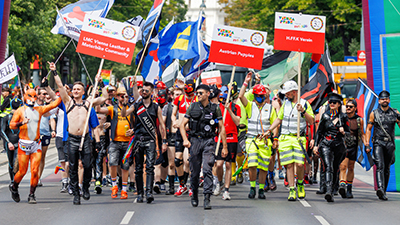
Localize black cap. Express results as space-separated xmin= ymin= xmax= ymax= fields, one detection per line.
xmin=209 ymin=84 xmax=220 ymax=99
xmin=196 ymin=84 xmax=210 ymax=92
xmin=379 ymin=90 xmax=390 ymax=99
xmin=328 ymin=92 xmax=343 ymax=102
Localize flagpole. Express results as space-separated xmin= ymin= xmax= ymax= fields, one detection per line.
xmin=215 ymin=65 xmax=236 ymax=155
xmin=79 ymin=58 xmax=104 ymax=151
xmin=297 ymin=52 xmax=301 ymax=138
xmin=358 ymin=78 xmax=379 ymax=98
xmin=45 ymin=39 xmax=73 ymax=78
xmin=134 ymin=13 xmax=161 ymax=77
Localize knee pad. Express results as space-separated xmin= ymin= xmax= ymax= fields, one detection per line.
xmin=174 ymin=158 xmax=183 ymax=167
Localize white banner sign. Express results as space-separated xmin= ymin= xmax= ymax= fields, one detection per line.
xmin=0 ymin=54 xmax=18 ymax=84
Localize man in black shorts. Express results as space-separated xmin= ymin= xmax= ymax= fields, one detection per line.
xmin=339 ymin=99 xmax=367 ymax=198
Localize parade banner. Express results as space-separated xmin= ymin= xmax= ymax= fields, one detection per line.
xmin=274 ymin=12 xmax=326 ymax=54
xmin=209 ymin=24 xmax=267 ymax=70
xmin=76 ymin=15 xmax=139 ymax=65
xmin=201 ymin=70 xmax=222 ymax=85
xmin=0 ymin=54 xmax=18 ymax=84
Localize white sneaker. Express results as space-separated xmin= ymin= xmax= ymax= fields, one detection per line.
xmin=213 ymin=183 xmax=221 ymax=196
xmin=222 ymin=191 xmax=231 ymax=200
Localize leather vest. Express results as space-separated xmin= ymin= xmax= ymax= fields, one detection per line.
xmin=188 ymin=102 xmax=218 ymax=138
xmin=373 ymin=107 xmax=398 ymax=142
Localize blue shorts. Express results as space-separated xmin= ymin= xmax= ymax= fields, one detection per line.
xmin=41 ymin=135 xmax=52 ymax=147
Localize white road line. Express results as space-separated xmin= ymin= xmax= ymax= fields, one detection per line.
xmin=299 ymin=199 xmax=311 ymax=207
xmin=120 ymin=211 xmax=135 ymax=224
xmin=314 ymin=215 xmax=330 ymax=225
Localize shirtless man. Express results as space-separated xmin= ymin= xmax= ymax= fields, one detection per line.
xmin=49 ymin=62 xmax=108 ymax=205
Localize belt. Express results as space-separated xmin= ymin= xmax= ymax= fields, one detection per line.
xmin=138 ymin=136 xmax=154 ymax=141
xmin=374 ymin=137 xmax=391 ymax=142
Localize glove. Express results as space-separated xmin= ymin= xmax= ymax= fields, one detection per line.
xmin=129 ymin=96 xmax=135 ymax=104
xmin=95 ymin=142 xmax=102 ymax=152
xmin=40 ymin=78 xmax=49 ymax=87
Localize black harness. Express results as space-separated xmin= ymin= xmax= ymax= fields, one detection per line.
xmin=66 ymin=99 xmax=89 ymax=115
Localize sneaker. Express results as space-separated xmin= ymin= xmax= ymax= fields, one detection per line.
xmin=174 ymin=185 xmax=187 ymax=197
xmin=153 ymin=184 xmax=161 ymax=194
xmin=278 ymin=170 xmax=284 ymax=179
xmin=288 ymin=188 xmax=296 ymax=201
xmin=258 ymin=189 xmax=266 ymax=199
xmin=128 ymin=184 xmax=136 ymax=193
xmin=237 ymin=173 xmax=244 ymax=184
xmin=95 ymin=181 xmax=102 ymax=194
xmin=339 ymin=183 xmax=347 ymax=199
xmin=120 ymin=190 xmax=128 ymax=199
xmin=213 ymin=183 xmax=221 ymax=196
xmin=160 ymin=183 xmax=166 ymax=191
xmin=284 ymin=177 xmax=289 ymax=187
xmin=297 ymin=182 xmax=306 ymax=199
xmin=37 ymin=180 xmax=43 ymax=187
xmin=68 ymin=184 xmax=73 ymax=195
xmin=222 ymin=191 xmax=231 ymax=200
xmin=60 ymin=182 xmax=68 ymax=193
xmin=102 ymin=178 xmax=107 ymax=187
xmin=111 ymin=186 xmax=118 ymax=199
xmin=28 ymin=194 xmax=37 ymax=204
xmin=9 ymin=183 xmax=20 ymax=203
xmin=304 ymin=176 xmax=310 ymax=186
xmin=248 ymin=187 xmax=256 ymax=199
xmin=199 ymin=177 xmax=204 ymax=187
xmin=189 ymin=188 xmax=193 ymax=197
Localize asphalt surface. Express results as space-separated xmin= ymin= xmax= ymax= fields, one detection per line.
xmin=1 ymin=142 xmax=400 ymax=225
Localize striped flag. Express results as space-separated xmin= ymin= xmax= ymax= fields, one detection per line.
xmin=309 ymin=53 xmax=321 ymax=80
xmin=354 ymin=78 xmax=378 ymax=171
xmin=142 ymin=0 xmax=165 ymax=45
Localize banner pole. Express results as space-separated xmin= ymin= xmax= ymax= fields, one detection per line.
xmin=297 ymin=52 xmax=301 ymax=139
xmin=134 ymin=13 xmax=160 ymax=77
xmin=215 ymin=65 xmax=236 ymax=155
xmin=78 ymin=58 xmax=104 ymax=151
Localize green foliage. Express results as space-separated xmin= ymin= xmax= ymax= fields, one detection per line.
xmin=348 ymin=38 xmax=360 ymax=56
xmin=220 ymin=0 xmax=362 ymax=61
xmin=8 ymin=0 xmax=187 ymax=84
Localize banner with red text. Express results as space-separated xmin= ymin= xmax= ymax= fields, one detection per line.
xmin=274 ymin=12 xmax=326 ymax=54
xmin=201 ymin=70 xmax=222 ymax=85
xmin=209 ymin=24 xmax=267 ymax=70
xmin=76 ymin=15 xmax=139 ymax=65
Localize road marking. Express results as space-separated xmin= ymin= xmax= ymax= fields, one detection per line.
xmin=314 ymin=215 xmax=330 ymax=225
xmin=299 ymin=199 xmax=311 ymax=207
xmin=120 ymin=211 xmax=135 ymax=224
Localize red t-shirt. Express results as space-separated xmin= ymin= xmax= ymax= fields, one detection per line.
xmin=173 ymin=94 xmax=198 ymax=114
xmin=215 ymin=102 xmax=241 ymax=143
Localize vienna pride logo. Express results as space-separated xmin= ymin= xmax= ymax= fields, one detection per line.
xmin=217 ymin=29 xmax=234 ymax=38
xmin=88 ymin=19 xmax=105 ymax=29
xmin=279 ymin=16 xmax=295 ymax=24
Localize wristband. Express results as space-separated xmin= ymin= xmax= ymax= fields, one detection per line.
xmin=273 ymin=136 xmax=278 ymax=141
xmin=51 ymin=70 xmax=59 ymax=76
xmin=300 ymin=111 xmax=306 ymax=117
xmin=243 ymin=82 xmax=248 ymax=87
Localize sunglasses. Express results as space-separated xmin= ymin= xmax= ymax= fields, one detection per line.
xmin=196 ymin=91 xmax=204 ymax=96
xmin=142 ymin=89 xmax=150 ymax=94
xmin=329 ymin=100 xmax=339 ymax=104
xmin=379 ymin=97 xmax=389 ymax=100
xmin=346 ymin=105 xmax=354 ymax=109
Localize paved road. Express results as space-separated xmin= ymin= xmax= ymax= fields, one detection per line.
xmin=0 ymin=143 xmax=399 ymax=225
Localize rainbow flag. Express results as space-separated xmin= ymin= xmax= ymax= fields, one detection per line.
xmin=101 ymin=69 xmax=111 ymax=85
xmin=122 ymin=135 xmax=135 ymax=164
xmin=55 ymin=165 xmax=65 ymax=174
xmin=363 ymin=0 xmax=400 ymax=192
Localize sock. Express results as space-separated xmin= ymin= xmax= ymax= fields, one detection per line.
xmin=219 ymin=181 xmax=223 ymax=187
xmin=250 ymin=181 xmax=256 ymax=188
xmin=231 ymin=162 xmax=236 ymax=177
xmin=169 ymin=175 xmax=175 ymax=189
xmin=183 ymin=172 xmax=189 ymax=184
xmin=346 ymin=181 xmax=352 ymax=186
xmin=30 ymin=186 xmax=37 ymax=195
xmin=111 ymin=177 xmax=117 ymax=187
xmin=259 ymin=183 xmax=265 ymax=190
xmin=122 ymin=182 xmax=128 ymax=192
xmin=340 ymin=180 xmax=347 ymax=185
xmin=237 ymin=155 xmax=245 ymax=168
xmin=179 ymin=175 xmax=185 ymax=187
xmin=298 ymin=179 xmax=303 ymax=185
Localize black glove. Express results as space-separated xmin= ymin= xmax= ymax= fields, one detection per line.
xmin=40 ymin=77 xmax=49 ymax=87
xmin=95 ymin=142 xmax=102 ymax=152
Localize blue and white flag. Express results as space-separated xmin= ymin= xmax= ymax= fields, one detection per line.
xmin=51 ymin=0 xmax=114 ymax=40
xmin=354 ymin=78 xmax=378 ymax=171
xmin=142 ymin=0 xmax=165 ymax=45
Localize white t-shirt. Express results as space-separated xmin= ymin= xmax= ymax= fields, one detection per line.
xmin=56 ymin=108 xmax=64 ymax=138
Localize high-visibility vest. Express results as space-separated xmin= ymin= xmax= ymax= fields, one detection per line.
xmin=246 ymin=102 xmax=272 ymax=138
xmin=0 ymin=96 xmax=12 ymax=118
xmin=281 ymin=99 xmax=307 ymax=135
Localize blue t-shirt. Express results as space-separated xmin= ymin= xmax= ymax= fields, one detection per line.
xmin=59 ymin=101 xmax=99 ymax=141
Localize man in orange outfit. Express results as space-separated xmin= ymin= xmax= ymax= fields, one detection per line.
xmin=9 ymin=89 xmax=61 ymax=204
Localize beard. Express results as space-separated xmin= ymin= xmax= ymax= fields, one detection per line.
xmin=142 ymin=94 xmax=150 ymax=99
xmin=381 ymin=102 xmax=389 ymax=107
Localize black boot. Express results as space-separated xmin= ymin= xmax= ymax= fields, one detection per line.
xmin=136 ymin=191 xmax=144 ymax=203
xmin=258 ymin=188 xmax=266 ymax=199
xmin=204 ymin=194 xmax=212 ymax=210
xmin=324 ymin=185 xmax=334 ymax=202
xmin=166 ymin=175 xmax=175 ymax=195
xmin=9 ymin=183 xmax=20 ymax=203
xmin=82 ymin=187 xmax=90 ymax=200
xmin=191 ymin=189 xmax=198 ymax=207
xmin=146 ymin=175 xmax=154 ymax=203
xmin=346 ymin=185 xmax=354 ymax=199
xmin=316 ymin=171 xmax=326 ymax=194
xmin=338 ymin=183 xmax=347 ymax=199
xmin=376 ymin=189 xmax=388 ymax=201
xmin=73 ymin=195 xmax=81 ymax=205
xmin=248 ymin=187 xmax=256 ymax=199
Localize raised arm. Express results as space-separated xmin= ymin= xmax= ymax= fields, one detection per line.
xmin=48 ymin=62 xmax=70 ymax=105
xmin=239 ymin=72 xmax=252 ymax=108
xmin=121 ymin=102 xmax=135 ymax=117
